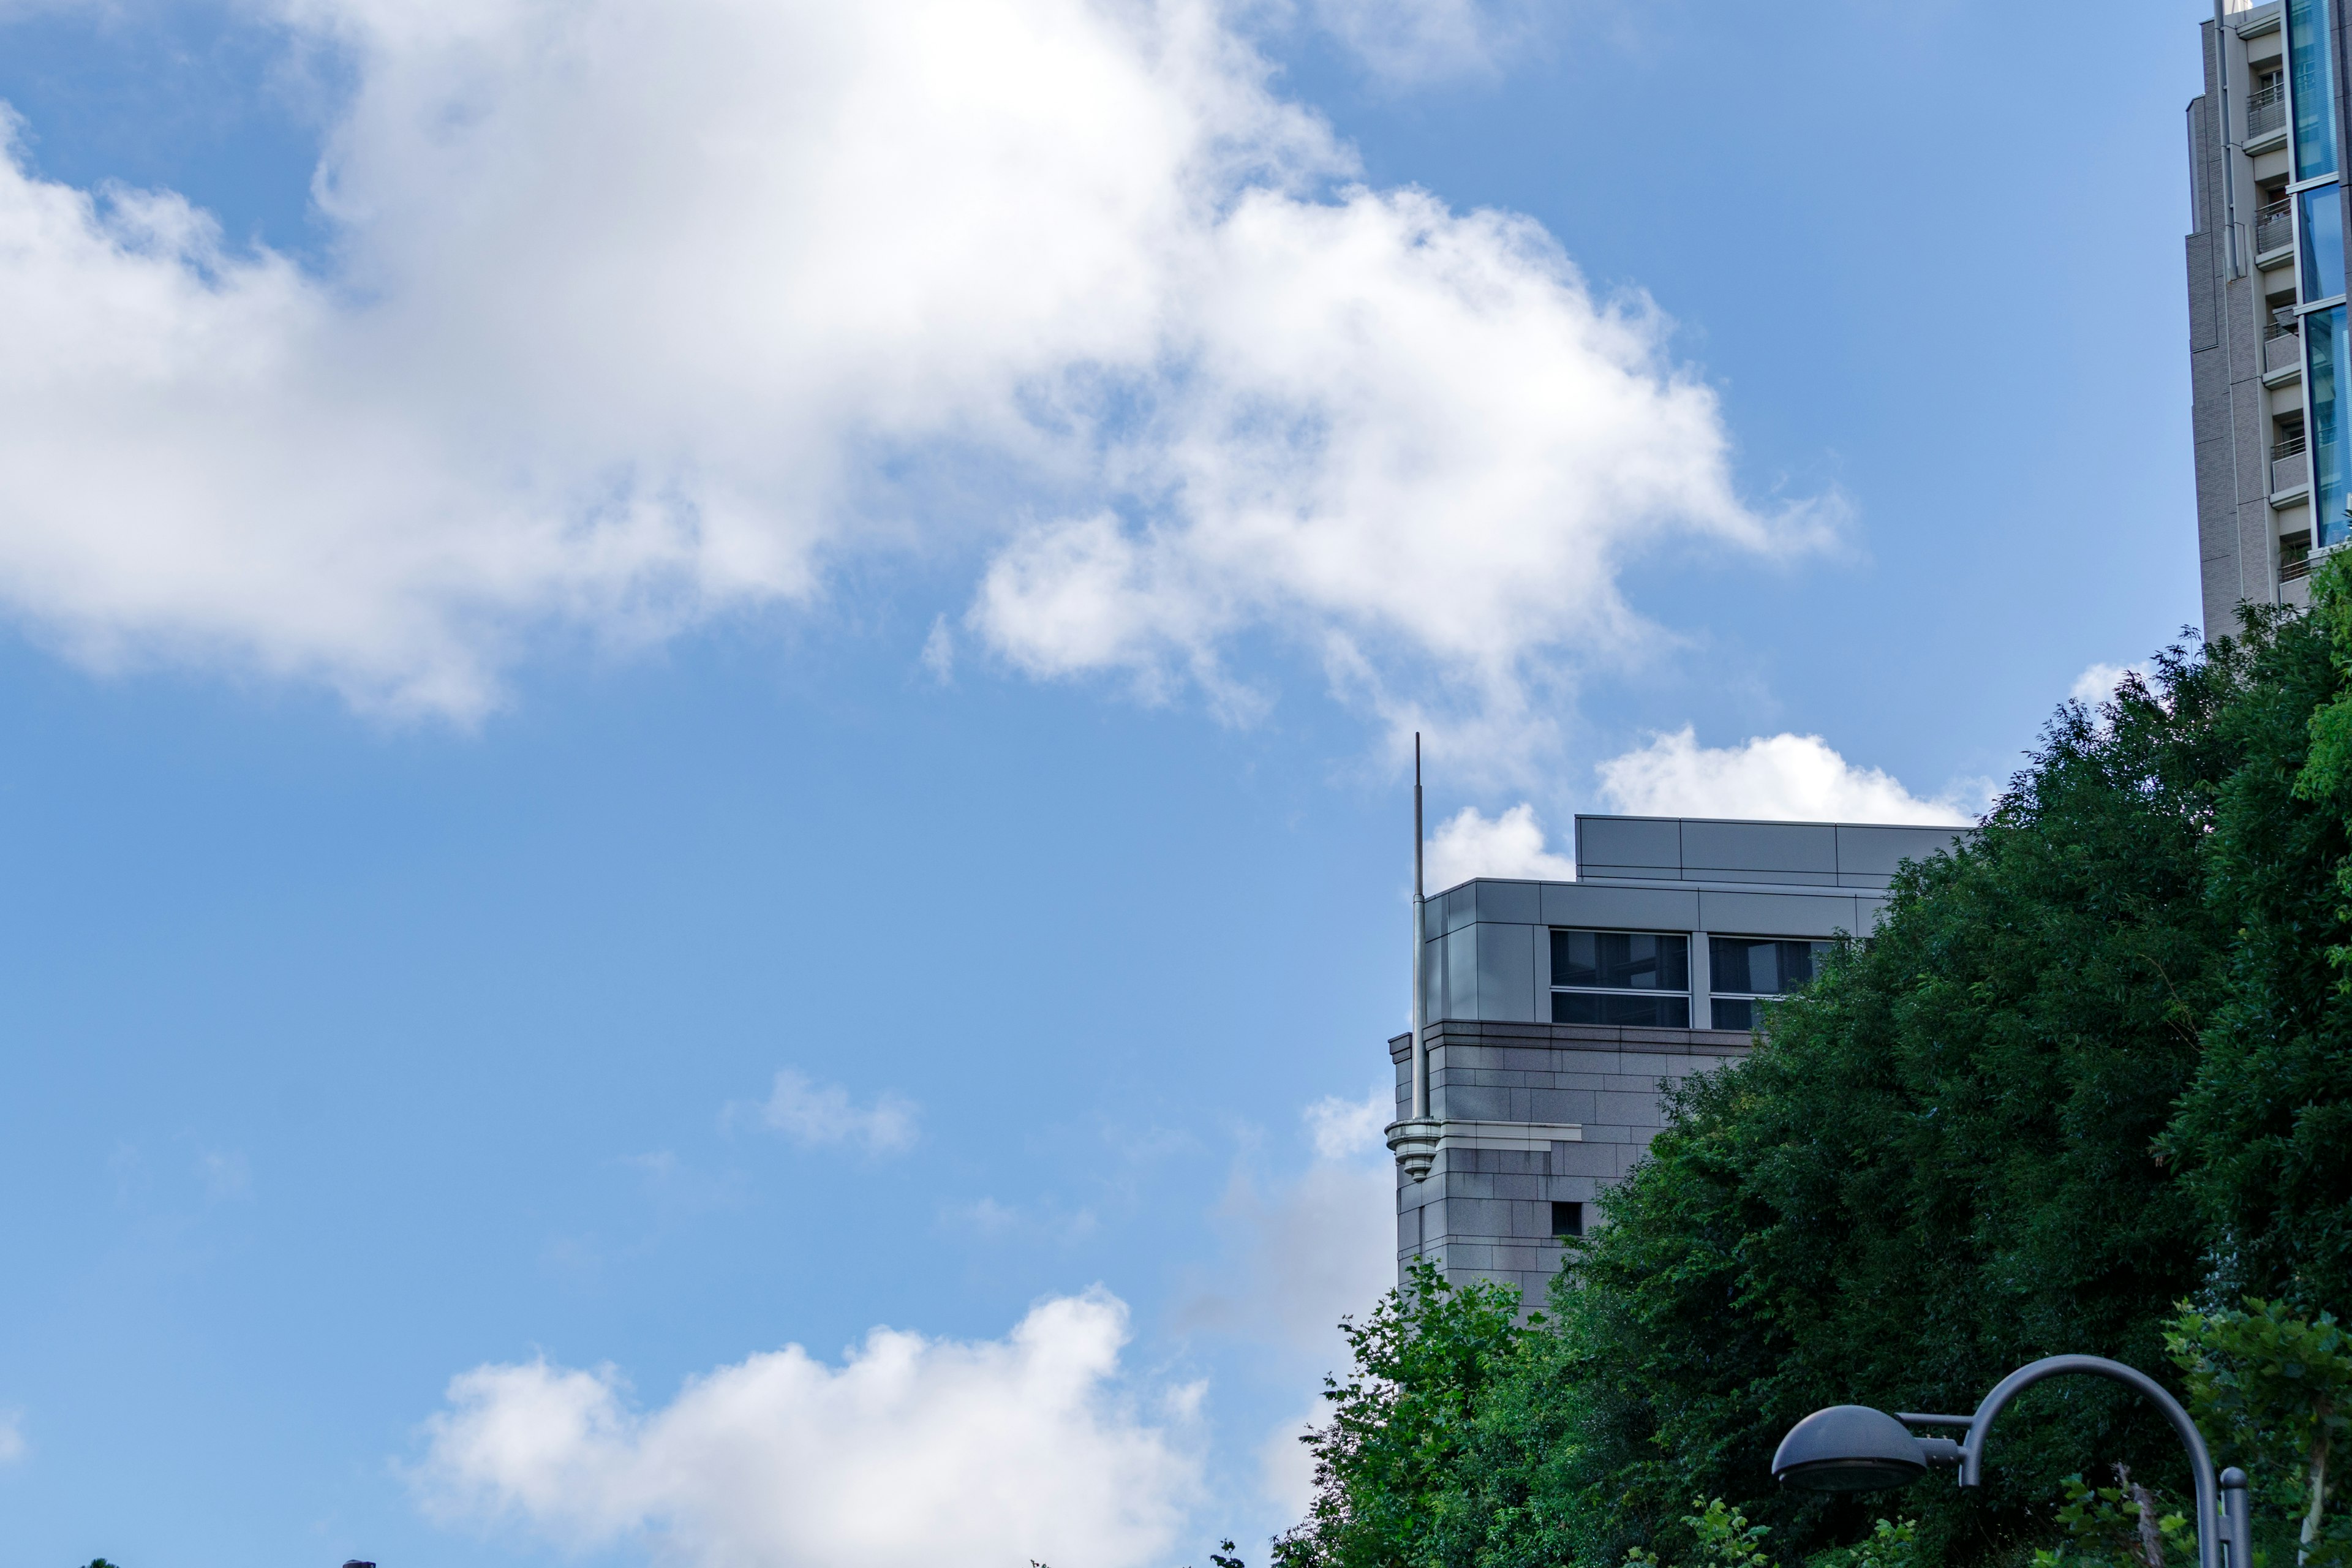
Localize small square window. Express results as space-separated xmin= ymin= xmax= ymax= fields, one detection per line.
xmin=1551 ymin=1200 xmax=1584 ymax=1238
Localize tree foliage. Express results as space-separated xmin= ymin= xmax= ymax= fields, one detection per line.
xmin=1280 ymin=564 xmax=2352 ymax=1568
xmin=2171 ymin=1298 xmax=2352 ymax=1567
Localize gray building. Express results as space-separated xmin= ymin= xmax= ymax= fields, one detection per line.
xmin=1384 ymin=813 xmax=1967 ymax=1301
xmin=2188 ymin=0 xmax=2352 ymax=628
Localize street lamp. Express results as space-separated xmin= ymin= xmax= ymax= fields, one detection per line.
xmin=1772 ymin=1355 xmax=2253 ymax=1568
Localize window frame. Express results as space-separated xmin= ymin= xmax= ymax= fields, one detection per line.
xmin=1705 ymin=933 xmax=1836 ymax=1031
xmin=1547 ymin=925 xmax=1692 ymax=1028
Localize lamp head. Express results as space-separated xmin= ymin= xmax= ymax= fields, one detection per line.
xmin=1771 ymin=1406 xmax=1931 ymax=1493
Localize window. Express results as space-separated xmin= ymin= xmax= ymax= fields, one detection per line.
xmin=1550 ymin=929 xmax=1689 ymax=1027
xmin=2305 ymin=185 xmax=2347 ymax=303
xmin=2311 ymin=304 xmax=2352 ymax=547
xmin=1551 ymin=1200 xmax=1585 ymax=1238
xmin=2292 ymin=0 xmax=2340 ymax=182
xmin=1709 ymin=936 xmax=1832 ymax=1031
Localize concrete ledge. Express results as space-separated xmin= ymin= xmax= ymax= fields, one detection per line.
xmin=1437 ymin=1120 xmax=1583 ymax=1153
xmin=1425 ymin=1019 xmax=1752 ymax=1054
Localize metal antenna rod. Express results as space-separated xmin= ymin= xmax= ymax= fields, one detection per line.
xmin=1411 ymin=733 xmax=1428 ymax=1121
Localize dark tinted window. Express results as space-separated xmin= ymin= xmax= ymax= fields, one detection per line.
xmin=1711 ymin=997 xmax=1757 ymax=1030
xmin=1552 ymin=1200 xmax=1585 ymax=1238
xmin=1709 ymin=937 xmax=1830 ymax=996
xmin=1550 ymin=930 xmax=1689 ymax=992
xmin=1553 ymin=991 xmax=1691 ymax=1028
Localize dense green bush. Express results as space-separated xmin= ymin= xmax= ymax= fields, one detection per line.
xmin=1280 ymin=568 xmax=2352 ymax=1568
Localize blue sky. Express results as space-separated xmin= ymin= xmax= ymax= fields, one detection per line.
xmin=0 ymin=2 xmax=2219 ymax=1564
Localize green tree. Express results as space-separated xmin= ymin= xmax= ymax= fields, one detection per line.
xmin=2170 ymin=1298 xmax=2352 ymax=1567
xmin=2031 ymin=1470 xmax=2192 ymax=1568
xmin=2170 ymin=564 xmax=2352 ymax=1305
xmin=1540 ymin=627 xmax=2249 ymax=1564
xmin=1623 ymin=1499 xmax=1774 ymax=1568
xmin=1273 ymin=1261 xmax=1532 ymax=1567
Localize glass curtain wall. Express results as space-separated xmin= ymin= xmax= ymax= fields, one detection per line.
xmin=2293 ymin=0 xmax=2340 ymax=181
xmin=2305 ymin=184 xmax=2348 ymax=300
xmin=2312 ymin=306 xmax=2352 ymax=546
xmin=2293 ymin=0 xmax=2348 ymax=550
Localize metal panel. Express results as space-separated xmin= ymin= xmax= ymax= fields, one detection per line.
xmin=1834 ymin=823 xmax=1968 ymax=883
xmin=1540 ymin=881 xmax=1700 ymax=931
xmin=1476 ymin=921 xmax=1539 ymax=1022
xmin=1472 ymin=879 xmax=1543 ymax=925
xmin=1574 ymin=816 xmax=1681 ymax=878
xmin=1443 ymin=925 xmax=1479 ymax=1020
xmin=1686 ymin=865 xmax=1839 ymax=887
xmin=1698 ymin=889 xmax=1861 ymax=938
xmin=1681 ymin=820 xmax=1838 ymax=876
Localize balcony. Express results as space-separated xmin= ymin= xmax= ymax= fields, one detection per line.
xmin=2267 ymin=323 xmax=2304 ymax=375
xmin=2274 ymin=435 xmax=2310 ymax=495
xmin=2258 ymin=198 xmax=2296 ymax=259
xmin=2250 ymin=83 xmax=2288 ymax=140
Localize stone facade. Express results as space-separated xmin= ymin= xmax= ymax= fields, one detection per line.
xmin=1389 ymin=813 xmax=1969 ymax=1302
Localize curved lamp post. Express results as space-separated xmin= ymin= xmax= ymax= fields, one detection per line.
xmin=1772 ymin=1355 xmax=2253 ymax=1568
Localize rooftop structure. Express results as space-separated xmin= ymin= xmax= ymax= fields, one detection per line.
xmin=1385 ymin=813 xmax=1968 ymax=1301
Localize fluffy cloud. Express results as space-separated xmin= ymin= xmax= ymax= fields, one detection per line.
xmin=1423 ymin=801 xmax=1578 ymax=889
xmin=1595 ymin=727 xmax=1981 ymax=825
xmin=1303 ymin=1085 xmax=1390 ymax=1161
xmin=752 ymin=1070 xmax=919 ymax=1155
xmin=1422 ymin=728 xmax=1978 ymax=883
xmin=0 ymin=1409 xmax=24 ymax=1466
xmin=416 ymin=1291 xmax=1201 ymax=1568
xmin=968 ymin=187 xmax=1810 ymax=737
xmin=2070 ymin=660 xmax=2154 ymax=705
xmin=0 ymin=0 xmax=1805 ymax=732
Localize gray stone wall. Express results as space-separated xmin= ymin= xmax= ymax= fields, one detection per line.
xmin=1392 ymin=1020 xmax=1747 ymax=1302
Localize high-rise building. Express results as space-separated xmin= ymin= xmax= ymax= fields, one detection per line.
xmin=1383 ymin=813 xmax=1965 ymax=1299
xmin=2188 ymin=0 xmax=2350 ymax=628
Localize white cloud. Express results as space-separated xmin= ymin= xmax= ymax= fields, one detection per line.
xmin=2070 ymin=660 xmax=2153 ymax=705
xmin=0 ymin=1409 xmax=24 ymax=1465
xmin=1303 ymin=1084 xmax=1389 ymax=1161
xmin=1257 ymin=1400 xmax=1324 ymax=1520
xmin=0 ymin=0 xmax=1809 ymax=740
xmin=752 ymin=1070 xmax=919 ymax=1155
xmin=1594 ymin=726 xmax=1981 ymax=826
xmin=1305 ymin=0 xmax=1521 ymax=81
xmin=967 ymin=186 xmax=1822 ymax=750
xmin=415 ymin=1290 xmax=1202 ymax=1568
xmin=1423 ymin=801 xmax=1577 ymax=890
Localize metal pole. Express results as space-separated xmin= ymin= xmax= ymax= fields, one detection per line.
xmin=1411 ymin=733 xmax=1428 ymax=1121
xmin=1948 ymin=1355 xmax=2230 ymax=1568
